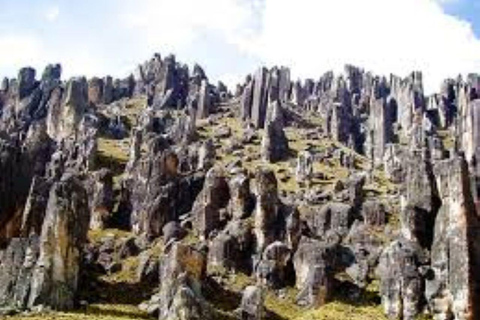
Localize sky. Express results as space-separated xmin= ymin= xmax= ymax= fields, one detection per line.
xmin=0 ymin=0 xmax=479 ymax=93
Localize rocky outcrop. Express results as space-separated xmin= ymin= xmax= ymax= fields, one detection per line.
xmin=228 ymin=172 xmax=253 ymax=220
xmin=293 ymin=238 xmax=337 ymax=307
xmin=238 ymin=286 xmax=265 ymax=320
xmin=192 ymin=167 xmax=230 ymax=240
xmin=207 ymin=219 xmax=253 ymax=273
xmin=157 ymin=243 xmax=209 ymax=320
xmin=127 ymin=138 xmax=204 ymax=238
xmin=253 ymin=168 xmax=281 ymax=253
xmin=426 ymin=156 xmax=480 ymax=320
xmin=196 ymin=79 xmax=210 ymax=119
xmin=47 ymin=77 xmax=88 ymax=141
xmin=379 ymin=238 xmax=426 ymax=320
xmin=251 ymin=68 xmax=269 ymax=129
xmin=87 ymin=169 xmax=114 ymax=230
xmin=261 ymin=102 xmax=289 ymax=163
xmin=296 ymin=151 xmax=313 ymax=186
xmin=401 ymin=149 xmax=440 ymax=249
xmin=0 ymin=175 xmax=89 ymax=311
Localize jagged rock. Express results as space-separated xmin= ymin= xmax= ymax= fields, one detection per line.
xmin=0 ymin=236 xmax=40 ymax=309
xmin=128 ymin=140 xmax=203 ymax=238
xmin=251 ymin=68 xmax=269 ymax=128
xmin=87 ymin=169 xmax=114 ymax=230
xmin=197 ymin=139 xmax=216 ymax=171
xmin=261 ymin=102 xmax=289 ymax=163
xmin=18 ymin=67 xmax=37 ymax=100
xmin=103 ymin=76 xmax=114 ymax=104
xmin=88 ymin=77 xmax=104 ymax=105
xmin=362 ymin=200 xmax=387 ymax=227
xmin=366 ymin=97 xmax=394 ymax=165
xmin=256 ymin=241 xmax=291 ymax=289
xmin=20 ymin=176 xmax=51 ymax=237
xmin=197 ymin=79 xmax=210 ymax=119
xmin=228 ymin=173 xmax=253 ymax=220
xmin=192 ymin=167 xmax=230 ymax=240
xmin=0 ymin=125 xmax=53 ymax=242
xmin=383 ymin=144 xmax=406 ymax=183
xmin=241 ymin=78 xmax=254 ymax=121
xmin=306 ymin=202 xmax=355 ymax=239
xmin=208 ymin=219 xmax=253 ymax=273
xmin=426 ymin=156 xmax=480 ymax=320
xmin=0 ymin=175 xmax=89 ymax=311
xmin=390 ymin=72 xmax=424 ymax=138
xmin=28 ymin=175 xmax=90 ymax=310
xmin=238 ymin=286 xmax=265 ymax=320
xmin=326 ymin=78 xmax=352 ymax=145
xmin=379 ymin=238 xmax=426 ymax=320
xmin=296 ymin=151 xmax=313 ymax=186
xmin=254 ymin=168 xmax=281 ymax=252
xmin=47 ymin=77 xmax=88 ymax=140
xmin=293 ymin=237 xmax=337 ymax=307
xmin=401 ymin=149 xmax=440 ymax=249
xmin=157 ymin=243 xmax=209 ymax=320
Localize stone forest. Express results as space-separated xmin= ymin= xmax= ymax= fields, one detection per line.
xmin=0 ymin=53 xmax=479 ymax=320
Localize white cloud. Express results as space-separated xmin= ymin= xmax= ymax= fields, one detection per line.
xmin=240 ymin=0 xmax=480 ymax=93
xmin=45 ymin=6 xmax=60 ymax=22
xmin=121 ymin=0 xmax=258 ymax=54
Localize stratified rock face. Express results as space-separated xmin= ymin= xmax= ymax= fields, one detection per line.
xmin=0 ymin=175 xmax=89 ymax=311
xmin=379 ymin=238 xmax=425 ymax=320
xmin=426 ymin=156 xmax=480 ymax=320
xmin=158 ymin=243 xmax=209 ymax=320
xmin=47 ymin=77 xmax=88 ymax=140
xmin=192 ymin=167 xmax=230 ymax=240
xmin=261 ymin=102 xmax=289 ymax=163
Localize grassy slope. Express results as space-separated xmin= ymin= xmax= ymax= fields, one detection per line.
xmin=7 ymin=103 xmax=406 ymax=320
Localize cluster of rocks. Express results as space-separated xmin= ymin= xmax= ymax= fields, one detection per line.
xmin=1 ymin=51 xmax=480 ymax=320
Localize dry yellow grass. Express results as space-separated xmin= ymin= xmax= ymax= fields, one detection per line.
xmin=4 ymin=304 xmax=150 ymax=320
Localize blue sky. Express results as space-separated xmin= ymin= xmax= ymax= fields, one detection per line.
xmin=0 ymin=0 xmax=479 ymax=92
